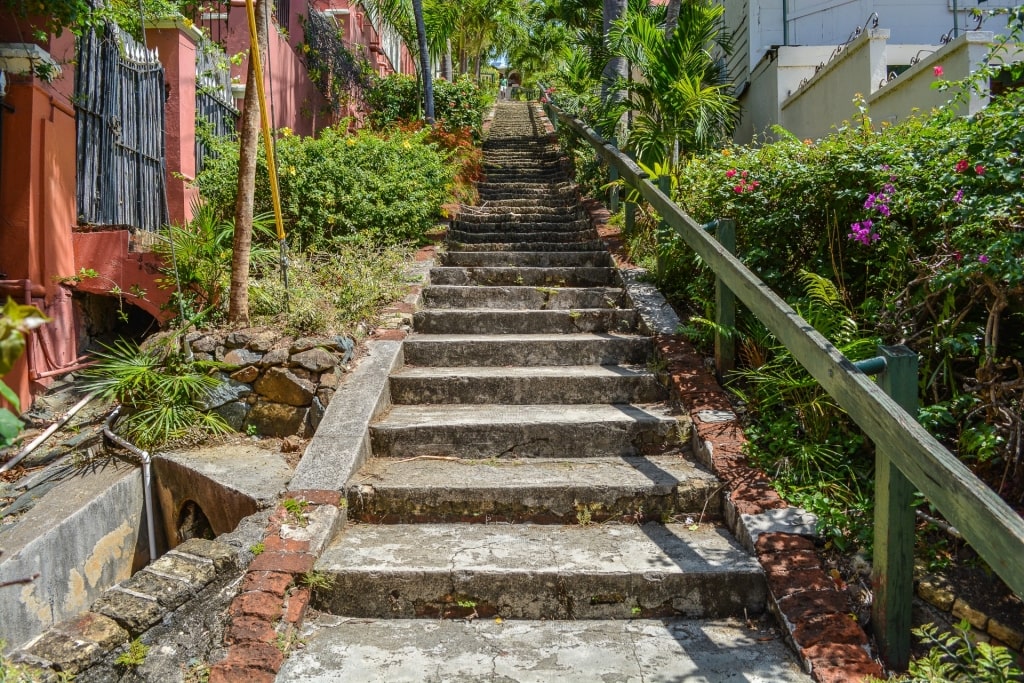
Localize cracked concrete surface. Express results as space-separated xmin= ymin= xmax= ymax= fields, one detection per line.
xmin=277 ymin=616 xmax=809 ymax=682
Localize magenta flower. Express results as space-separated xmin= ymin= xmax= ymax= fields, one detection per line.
xmin=978 ymin=254 xmax=989 ymax=264
xmin=933 ymin=65 xmax=944 ymax=78
xmin=725 ymin=169 xmax=737 ymax=179
xmin=953 ymin=189 xmax=964 ymax=203
xmin=975 ymin=164 xmax=985 ymax=175
xmin=955 ymin=159 xmax=970 ymax=173
xmin=734 ymin=185 xmax=743 ymax=194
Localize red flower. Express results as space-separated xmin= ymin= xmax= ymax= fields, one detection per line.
xmin=955 ymin=159 xmax=970 ymax=173
xmin=741 ymin=170 xmax=748 ymax=179
xmin=933 ymin=65 xmax=944 ymax=78
xmin=733 ymin=185 xmax=743 ymax=194
xmin=725 ymin=169 xmax=737 ymax=179
xmin=975 ymin=164 xmax=985 ymax=175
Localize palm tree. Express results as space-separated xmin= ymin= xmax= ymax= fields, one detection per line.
xmin=412 ymin=0 xmax=435 ymax=121
xmin=608 ymin=0 xmax=736 ymax=167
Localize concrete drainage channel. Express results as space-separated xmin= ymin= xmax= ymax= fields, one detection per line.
xmin=0 ymin=428 xmax=292 ymax=655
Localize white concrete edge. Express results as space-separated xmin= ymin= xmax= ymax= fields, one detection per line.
xmin=289 ymin=339 xmax=404 ymax=492
xmin=618 ymin=268 xmax=682 ymax=336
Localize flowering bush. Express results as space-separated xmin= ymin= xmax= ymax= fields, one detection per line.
xmin=650 ymin=83 xmax=1024 ymax=533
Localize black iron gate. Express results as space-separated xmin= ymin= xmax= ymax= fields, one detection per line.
xmin=195 ymin=38 xmax=238 ymax=172
xmin=75 ymin=23 xmax=168 ymax=232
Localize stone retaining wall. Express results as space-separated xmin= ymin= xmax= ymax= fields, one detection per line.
xmin=185 ymin=328 xmax=355 ymax=438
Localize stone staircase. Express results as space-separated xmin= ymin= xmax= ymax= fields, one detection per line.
xmin=278 ymin=102 xmax=809 ymax=681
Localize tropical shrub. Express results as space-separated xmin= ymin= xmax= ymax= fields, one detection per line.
xmin=195 ymin=125 xmax=456 ymax=250
xmin=81 ymin=338 xmax=232 ymax=449
xmin=364 ymin=73 xmax=485 ymax=134
xmin=155 ymin=204 xmax=278 ymax=323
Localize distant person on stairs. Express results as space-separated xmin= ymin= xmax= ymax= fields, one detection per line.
xmin=500 ymin=77 xmax=508 ymax=100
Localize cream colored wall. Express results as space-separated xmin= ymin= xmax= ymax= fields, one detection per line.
xmin=780 ymin=29 xmax=889 ymax=139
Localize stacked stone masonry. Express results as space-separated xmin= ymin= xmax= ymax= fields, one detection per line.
xmin=185 ymin=329 xmax=355 ymax=437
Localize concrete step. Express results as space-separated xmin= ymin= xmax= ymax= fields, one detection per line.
xmin=428 ymin=266 xmax=619 ymax=287
xmin=450 ymin=229 xmax=596 ymax=244
xmin=369 ymin=403 xmax=682 ymax=459
xmin=452 ymin=222 xmax=593 ymax=236
xmin=402 ymin=333 xmax=652 ymax=367
xmin=412 ymin=308 xmax=637 ymax=334
xmin=456 ymin=211 xmax=586 ymax=224
xmin=439 ymin=251 xmax=612 ymax=268
xmin=277 ymin=616 xmax=810 ymax=682
xmin=421 ymin=285 xmax=626 ymax=311
xmin=389 ymin=365 xmax=666 ymax=405
xmin=347 ymin=455 xmax=718 ymax=524
xmin=449 ymin=240 xmax=608 ymax=253
xmin=312 ymin=522 xmax=766 ymax=619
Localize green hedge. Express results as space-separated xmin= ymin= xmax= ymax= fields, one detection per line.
xmin=195 ymin=125 xmax=456 ymax=250
xmin=364 ymin=73 xmax=485 ymax=134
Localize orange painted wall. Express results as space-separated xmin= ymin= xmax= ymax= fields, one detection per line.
xmin=0 ymin=75 xmax=78 ymax=409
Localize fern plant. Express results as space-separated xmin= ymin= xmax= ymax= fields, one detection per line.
xmin=731 ymin=271 xmax=880 ymax=550
xmin=81 ymin=338 xmax=231 ymax=449
xmin=881 ymin=620 xmax=1024 ymax=683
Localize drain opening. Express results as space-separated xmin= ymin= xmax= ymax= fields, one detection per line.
xmin=177 ymin=500 xmax=215 ymax=543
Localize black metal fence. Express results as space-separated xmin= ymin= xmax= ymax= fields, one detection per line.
xmin=195 ymin=38 xmax=239 ymax=172
xmin=193 ymin=1 xmax=230 ymax=47
xmin=276 ymin=0 xmax=291 ymax=34
xmin=75 ymin=23 xmax=168 ymax=232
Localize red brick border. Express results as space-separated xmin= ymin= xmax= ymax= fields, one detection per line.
xmin=209 ymin=491 xmax=341 ymax=683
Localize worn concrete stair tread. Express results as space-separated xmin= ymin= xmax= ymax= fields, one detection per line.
xmin=440 ymin=251 xmax=612 ymax=268
xmin=313 ymin=522 xmax=765 ymax=619
xmin=422 ymin=285 xmax=626 ymax=311
xmin=348 ymin=455 xmax=720 ymax=523
xmin=413 ymin=308 xmax=637 ymax=334
xmin=369 ymin=403 xmax=681 ymax=459
xmin=389 ymin=365 xmax=665 ymax=405
xmin=402 ymin=332 xmax=652 ymax=367
xmin=429 ymin=266 xmax=618 ymax=287
xmin=278 ymin=616 xmax=810 ymax=682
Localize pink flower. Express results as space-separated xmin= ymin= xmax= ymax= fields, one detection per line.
xmin=953 ymin=189 xmax=964 ymax=203
xmin=955 ymin=159 xmax=970 ymax=174
xmin=725 ymin=169 xmax=737 ymax=179
xmin=975 ymin=164 xmax=985 ymax=175
xmin=751 ymin=181 xmax=760 ymax=188
xmin=733 ymin=185 xmax=743 ymax=194
xmin=741 ymin=170 xmax=748 ymax=179
xmin=978 ymin=254 xmax=989 ymax=264
xmin=933 ymin=65 xmax=944 ymax=78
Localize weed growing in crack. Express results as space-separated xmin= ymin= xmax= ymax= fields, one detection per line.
xmin=115 ymin=639 xmax=149 ymax=668
xmin=282 ymin=498 xmax=309 ymax=525
xmin=299 ymin=571 xmax=335 ymax=591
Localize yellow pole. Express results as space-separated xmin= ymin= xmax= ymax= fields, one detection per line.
xmin=244 ymin=0 xmax=286 ymax=244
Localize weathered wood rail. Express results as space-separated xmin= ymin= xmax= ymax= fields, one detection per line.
xmin=545 ymin=103 xmax=1024 ymax=669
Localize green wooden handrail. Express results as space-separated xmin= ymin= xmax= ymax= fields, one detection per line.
xmin=546 ymin=103 xmax=1024 ymax=665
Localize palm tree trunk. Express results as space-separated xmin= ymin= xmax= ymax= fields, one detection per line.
xmin=412 ymin=0 xmax=435 ymax=123
xmin=443 ymin=39 xmax=453 ymax=80
xmin=229 ymin=0 xmax=269 ymax=325
xmin=664 ymin=0 xmax=681 ymax=38
xmin=601 ymin=0 xmax=628 ymax=104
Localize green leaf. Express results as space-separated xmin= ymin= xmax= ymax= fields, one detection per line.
xmin=0 ymin=379 xmax=20 ymax=412
xmin=0 ymin=407 xmax=23 ymax=447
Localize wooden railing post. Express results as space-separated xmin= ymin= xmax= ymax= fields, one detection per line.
xmin=714 ymin=218 xmax=736 ymax=379
xmin=608 ymin=137 xmax=620 ymax=213
xmin=860 ymin=345 xmax=918 ymax=670
xmin=656 ymin=175 xmax=671 ymax=279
